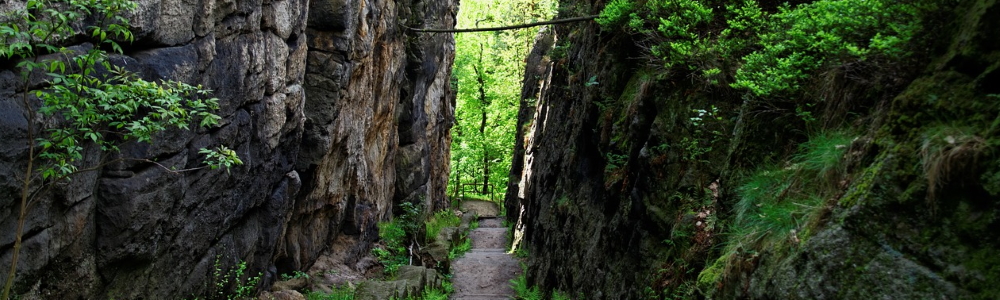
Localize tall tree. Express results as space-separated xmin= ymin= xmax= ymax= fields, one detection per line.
xmin=449 ymin=0 xmax=557 ymax=201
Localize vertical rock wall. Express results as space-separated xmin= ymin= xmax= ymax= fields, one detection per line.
xmin=0 ymin=0 xmax=456 ymax=298
xmin=507 ymin=0 xmax=1000 ymax=299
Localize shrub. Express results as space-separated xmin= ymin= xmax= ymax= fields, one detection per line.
xmin=732 ymin=0 xmax=921 ymax=96
xmin=374 ymin=202 xmax=421 ymax=276
xmin=425 ymin=210 xmax=461 ymax=241
xmin=598 ymin=0 xmax=923 ymax=97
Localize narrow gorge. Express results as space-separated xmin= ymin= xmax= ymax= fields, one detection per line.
xmin=1 ymin=0 xmax=998 ymax=299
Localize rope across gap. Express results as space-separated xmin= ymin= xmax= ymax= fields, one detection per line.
xmin=406 ymin=15 xmax=598 ymax=33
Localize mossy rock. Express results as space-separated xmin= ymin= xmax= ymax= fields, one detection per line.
xmin=355 ymin=266 xmax=442 ymax=300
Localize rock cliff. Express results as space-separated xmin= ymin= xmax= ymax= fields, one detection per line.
xmin=507 ymin=0 xmax=1000 ymax=298
xmin=0 ymin=0 xmax=455 ymax=298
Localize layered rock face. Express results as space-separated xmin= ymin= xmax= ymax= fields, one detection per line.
xmin=280 ymin=0 xmax=456 ymax=275
xmin=508 ymin=0 xmax=1000 ymax=299
xmin=0 ymin=0 xmax=454 ymax=298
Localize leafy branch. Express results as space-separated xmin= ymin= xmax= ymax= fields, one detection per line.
xmin=1 ymin=0 xmax=241 ymax=298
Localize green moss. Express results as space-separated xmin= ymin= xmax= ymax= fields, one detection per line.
xmin=965 ymin=248 xmax=1000 ymax=299
xmin=696 ymin=256 xmax=726 ymax=293
xmin=839 ymin=152 xmax=887 ymax=206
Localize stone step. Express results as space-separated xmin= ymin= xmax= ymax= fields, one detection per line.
xmin=470 ymin=227 xmax=508 ymax=249
xmin=461 ymin=200 xmax=500 ymax=217
xmin=477 ymin=217 xmax=504 ymax=228
xmin=450 ymin=248 xmax=519 ymax=298
xmin=468 ymin=248 xmax=506 ymax=253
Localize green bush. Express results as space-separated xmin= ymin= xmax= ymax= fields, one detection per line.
xmin=425 ymin=210 xmax=461 ymax=241
xmin=596 ymin=0 xmax=635 ymax=27
xmin=598 ymin=0 xmax=922 ymax=96
xmin=374 ymin=202 xmax=421 ymax=276
xmin=732 ymin=0 xmax=921 ymax=96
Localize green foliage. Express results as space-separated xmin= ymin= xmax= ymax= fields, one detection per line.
xmin=305 ymin=285 xmax=355 ymax=300
xmin=793 ymin=132 xmax=853 ymax=178
xmin=732 ymin=0 xmax=921 ymax=96
xmin=448 ymin=234 xmax=473 ymax=260
xmin=417 ymin=282 xmax=451 ymax=300
xmin=374 ymin=203 xmax=421 ymax=276
xmin=205 ymin=257 xmax=262 ymax=300
xmin=510 ymin=274 xmax=542 ymax=300
xmin=425 ymin=210 xmax=461 ymax=241
xmin=510 ymin=272 xmax=572 ymax=300
xmin=447 ymin=215 xmax=478 ymax=259
xmin=551 ymin=290 xmax=572 ymax=300
xmin=596 ymin=0 xmax=635 ymax=27
xmin=598 ymin=0 xmax=923 ymax=96
xmin=279 ymin=271 xmax=310 ymax=281
xmin=695 ymin=256 xmax=725 ymax=294
xmin=200 ymin=146 xmax=244 ymax=172
xmin=468 ymin=218 xmax=480 ymax=231
xmin=513 ymin=246 xmax=529 ymax=258
xmin=1 ymin=0 xmax=239 ymax=180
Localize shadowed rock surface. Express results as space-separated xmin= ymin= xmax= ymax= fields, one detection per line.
xmin=505 ymin=0 xmax=1000 ymax=299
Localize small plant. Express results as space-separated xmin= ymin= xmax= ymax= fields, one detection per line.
xmin=920 ymin=125 xmax=986 ymax=202
xmin=469 ymin=217 xmax=480 ymax=231
xmin=425 ymin=210 xmax=461 ymax=241
xmin=510 ymin=274 xmax=542 ymax=300
xmin=513 ymin=247 xmax=529 ymax=258
xmin=720 ymin=131 xmax=853 ymax=286
xmin=449 ymin=236 xmax=473 ymax=260
xmin=551 ymin=290 xmax=573 ymax=300
xmin=374 ymin=202 xmax=422 ymax=276
xmin=596 ymin=0 xmax=636 ymax=28
xmin=279 ymin=270 xmax=310 ymax=281
xmin=206 ymin=256 xmax=262 ymax=300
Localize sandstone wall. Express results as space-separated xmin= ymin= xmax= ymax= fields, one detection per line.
xmin=0 ymin=0 xmax=455 ymax=298
xmin=280 ymin=0 xmax=456 ymax=275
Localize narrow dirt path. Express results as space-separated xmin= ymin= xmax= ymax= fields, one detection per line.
xmin=451 ymin=201 xmax=520 ymax=300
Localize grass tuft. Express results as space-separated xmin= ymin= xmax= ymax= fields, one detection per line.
xmin=921 ymin=125 xmax=986 ymax=201
xmin=720 ymin=131 xmax=854 ymax=287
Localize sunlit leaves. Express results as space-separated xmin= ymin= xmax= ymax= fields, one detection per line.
xmin=200 ymin=146 xmax=244 ymax=173
xmin=450 ymin=0 xmax=557 ymax=197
